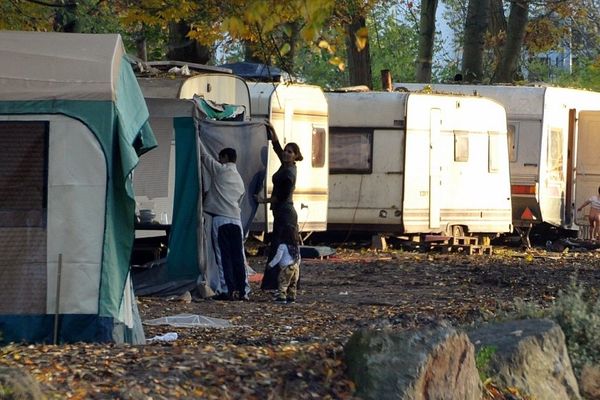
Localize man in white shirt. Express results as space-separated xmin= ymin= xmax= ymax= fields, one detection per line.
xmin=199 ymin=142 xmax=249 ymax=300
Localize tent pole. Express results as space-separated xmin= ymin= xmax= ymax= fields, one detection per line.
xmin=53 ymin=254 xmax=63 ymax=345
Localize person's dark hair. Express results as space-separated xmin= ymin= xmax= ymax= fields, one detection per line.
xmin=285 ymin=142 xmax=303 ymax=162
xmin=597 ymin=185 xmax=600 ymax=194
xmin=219 ymin=148 xmax=237 ymax=162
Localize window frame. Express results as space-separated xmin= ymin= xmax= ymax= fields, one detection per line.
xmin=507 ymin=123 xmax=518 ymax=162
xmin=488 ymin=131 xmax=502 ymax=173
xmin=311 ymin=125 xmax=326 ymax=168
xmin=547 ymin=127 xmax=564 ymax=180
xmin=329 ymin=127 xmax=374 ymax=174
xmin=453 ymin=130 xmax=469 ymax=162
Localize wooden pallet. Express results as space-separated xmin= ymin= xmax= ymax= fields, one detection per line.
xmin=434 ymin=244 xmax=493 ymax=255
xmin=468 ymin=245 xmax=493 ymax=255
xmin=450 ymin=236 xmax=479 ymax=246
xmin=422 ymin=236 xmax=493 ymax=255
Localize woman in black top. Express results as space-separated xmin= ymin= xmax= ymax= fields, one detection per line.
xmin=255 ymin=124 xmax=303 ymax=289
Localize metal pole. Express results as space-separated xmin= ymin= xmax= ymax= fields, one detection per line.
xmin=53 ymin=253 xmax=63 ymax=345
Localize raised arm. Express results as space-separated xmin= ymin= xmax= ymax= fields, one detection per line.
xmin=198 ymin=139 xmax=222 ymax=176
xmin=266 ymin=121 xmax=284 ymax=163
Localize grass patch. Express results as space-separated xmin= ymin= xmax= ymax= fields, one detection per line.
xmin=475 ymin=345 xmax=497 ymax=381
xmin=0 ymin=385 xmax=14 ymax=397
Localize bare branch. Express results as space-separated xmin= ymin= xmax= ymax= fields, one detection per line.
xmin=22 ymin=0 xmax=71 ymax=8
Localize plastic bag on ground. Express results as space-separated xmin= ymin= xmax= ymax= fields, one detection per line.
xmin=147 ymin=332 xmax=178 ymax=343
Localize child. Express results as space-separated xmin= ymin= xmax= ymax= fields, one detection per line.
xmin=267 ymin=224 xmax=301 ymax=303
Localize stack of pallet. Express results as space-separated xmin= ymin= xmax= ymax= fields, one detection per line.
xmin=425 ymin=236 xmax=493 ymax=255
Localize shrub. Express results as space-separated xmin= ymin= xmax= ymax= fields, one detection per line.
xmin=510 ymin=276 xmax=600 ymax=375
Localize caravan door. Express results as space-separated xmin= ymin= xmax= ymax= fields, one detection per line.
xmin=429 ymin=108 xmax=442 ymax=229
xmin=282 ymin=98 xmax=329 ymax=233
xmin=575 ymin=111 xmax=600 ymax=236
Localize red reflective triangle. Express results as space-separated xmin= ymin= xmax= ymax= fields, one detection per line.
xmin=521 ymin=207 xmax=535 ymax=220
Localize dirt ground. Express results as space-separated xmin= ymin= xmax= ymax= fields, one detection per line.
xmin=3 ymin=243 xmax=600 ymax=399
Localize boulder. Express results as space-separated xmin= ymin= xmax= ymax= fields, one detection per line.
xmin=468 ymin=318 xmax=580 ymax=400
xmin=579 ymin=363 xmax=600 ymax=400
xmin=344 ymin=321 xmax=482 ymax=400
xmin=0 ymin=366 xmax=45 ymax=400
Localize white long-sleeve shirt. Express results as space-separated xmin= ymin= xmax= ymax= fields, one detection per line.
xmin=268 ymin=244 xmax=300 ymax=268
xmin=199 ymin=142 xmax=245 ymax=220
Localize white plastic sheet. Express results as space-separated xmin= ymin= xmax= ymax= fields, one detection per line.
xmin=143 ymin=313 xmax=232 ymax=328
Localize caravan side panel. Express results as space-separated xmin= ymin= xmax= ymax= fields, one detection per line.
xmin=543 ymin=88 xmax=600 ymax=231
xmin=134 ymin=99 xmax=195 ymax=238
xmin=326 ymin=92 xmax=407 ymax=232
xmin=397 ymin=83 xmax=545 ymax=226
xmin=574 ymin=111 xmax=600 ymax=235
xmin=250 ymin=83 xmax=329 ymax=233
xmin=395 ymin=83 xmax=600 ymax=230
xmin=133 ymin=116 xmax=175 ymax=236
xmin=327 ymin=91 xmax=512 ymax=235
xmin=179 ymin=74 xmax=251 ymax=114
xmin=138 ymin=74 xmax=251 ymax=116
xmin=403 ymin=94 xmax=512 ymax=234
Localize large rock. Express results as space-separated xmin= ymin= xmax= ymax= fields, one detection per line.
xmin=344 ymin=322 xmax=482 ymax=400
xmin=468 ymin=318 xmax=580 ymax=400
xmin=579 ymin=363 xmax=600 ymax=400
xmin=0 ymin=366 xmax=45 ymax=400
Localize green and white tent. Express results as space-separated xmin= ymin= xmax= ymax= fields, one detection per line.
xmin=0 ymin=31 xmax=156 ymax=344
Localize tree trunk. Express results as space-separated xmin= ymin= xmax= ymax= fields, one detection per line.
xmin=461 ymin=0 xmax=490 ymax=82
xmin=416 ymin=0 xmax=438 ymax=82
xmin=135 ymin=27 xmax=147 ymax=62
xmin=345 ymin=16 xmax=373 ymax=88
xmin=282 ymin=22 xmax=301 ymax=76
xmin=53 ymin=0 xmax=79 ymax=32
xmin=167 ymin=21 xmax=211 ymax=64
xmin=493 ymin=0 xmax=529 ymax=83
xmin=244 ymin=41 xmax=265 ymax=63
xmin=488 ymin=0 xmax=507 ymax=62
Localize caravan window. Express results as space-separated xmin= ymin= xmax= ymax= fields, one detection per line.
xmin=454 ymin=131 xmax=469 ymax=162
xmin=507 ymin=124 xmax=518 ymax=162
xmin=0 ymin=121 xmax=48 ymax=228
xmin=329 ymin=128 xmax=373 ymax=174
xmin=488 ymin=131 xmax=502 ymax=173
xmin=312 ymin=126 xmax=326 ymax=168
xmin=547 ymin=127 xmax=564 ymax=180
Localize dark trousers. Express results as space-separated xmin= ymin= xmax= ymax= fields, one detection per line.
xmin=217 ymin=223 xmax=246 ymax=295
xmin=268 ymin=205 xmax=298 ymax=261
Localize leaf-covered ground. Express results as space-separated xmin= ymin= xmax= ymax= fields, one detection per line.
xmin=2 ymin=246 xmax=600 ymax=399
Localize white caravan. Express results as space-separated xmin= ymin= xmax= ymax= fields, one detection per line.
xmin=325 ymin=90 xmax=512 ymax=236
xmin=396 ymin=83 xmax=600 ymax=232
xmin=134 ymin=67 xmax=251 ymax=235
xmin=248 ymin=82 xmax=329 ymax=235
